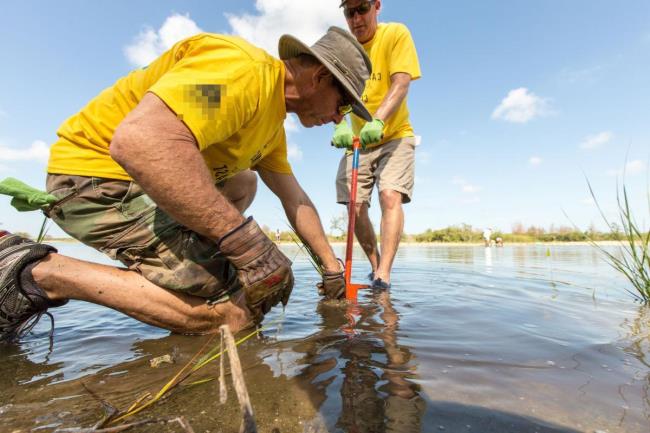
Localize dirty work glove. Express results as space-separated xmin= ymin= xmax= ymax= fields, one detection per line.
xmin=218 ymin=216 xmax=294 ymax=324
xmin=317 ymin=260 xmax=346 ymax=300
xmin=0 ymin=177 xmax=57 ymax=212
xmin=331 ymin=121 xmax=354 ymax=149
xmin=359 ymin=118 xmax=385 ymax=148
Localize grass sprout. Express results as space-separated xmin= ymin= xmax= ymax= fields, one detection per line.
xmin=287 ymin=225 xmax=324 ymax=275
xmin=109 ymin=319 xmax=280 ymax=425
xmin=585 ymin=177 xmax=650 ymax=302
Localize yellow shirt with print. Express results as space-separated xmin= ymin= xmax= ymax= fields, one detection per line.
xmin=350 ymin=22 xmax=421 ymax=146
xmin=48 ymin=33 xmax=292 ymax=182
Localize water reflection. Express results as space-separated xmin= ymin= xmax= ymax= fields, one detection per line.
xmin=289 ymin=291 xmax=425 ymax=432
xmin=621 ymin=304 xmax=650 ymax=419
xmin=484 ymin=246 xmax=492 ymax=271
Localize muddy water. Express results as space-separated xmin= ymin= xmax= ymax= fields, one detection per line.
xmin=0 ymin=243 xmax=648 ymax=432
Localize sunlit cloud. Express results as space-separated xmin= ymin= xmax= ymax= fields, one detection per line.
xmin=286 ymin=141 xmax=303 ymax=162
xmin=452 ymin=176 xmax=482 ymax=194
xmin=606 ymin=160 xmax=646 ymax=177
xmin=0 ymin=140 xmax=49 ymax=163
xmin=125 ymin=13 xmax=202 ymax=67
xmin=491 ymin=87 xmax=552 ymax=123
xmin=226 ymin=0 xmax=346 ymax=55
xmin=284 ymin=114 xmax=300 ymax=134
xmin=529 ymin=156 xmax=543 ymax=166
xmin=580 ymin=131 xmax=613 ymax=150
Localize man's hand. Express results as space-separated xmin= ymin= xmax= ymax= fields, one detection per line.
xmin=317 ymin=261 xmax=346 ymax=300
xmin=359 ymin=118 xmax=384 ymax=148
xmin=218 ymin=216 xmax=294 ymax=324
xmin=331 ymin=121 xmax=354 ymax=149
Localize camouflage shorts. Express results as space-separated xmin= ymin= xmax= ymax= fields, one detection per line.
xmin=45 ymin=174 xmax=239 ymax=300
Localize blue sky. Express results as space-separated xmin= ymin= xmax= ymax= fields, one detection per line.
xmin=1 ymin=0 xmax=649 ymax=237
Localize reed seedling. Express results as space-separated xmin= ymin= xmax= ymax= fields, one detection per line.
xmin=107 ymin=320 xmax=278 ymax=425
xmin=585 ymin=178 xmax=650 ymax=302
xmin=287 ymin=225 xmax=324 ymax=275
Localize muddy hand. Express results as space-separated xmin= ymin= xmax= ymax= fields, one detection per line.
xmin=317 ymin=260 xmax=346 ymax=300
xmin=218 ymin=216 xmax=294 ymax=323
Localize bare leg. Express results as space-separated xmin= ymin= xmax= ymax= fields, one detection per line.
xmin=353 ymin=202 xmax=380 ymax=274
xmin=220 ymin=170 xmax=257 ymax=213
xmin=31 ymin=253 xmax=252 ymax=334
xmin=375 ymin=190 xmax=404 ymax=284
xmin=24 ymin=170 xmax=259 ymax=335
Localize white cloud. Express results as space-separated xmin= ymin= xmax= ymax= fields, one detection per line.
xmin=581 ymin=197 xmax=595 ymax=206
xmin=0 ymin=140 xmax=49 ymax=163
xmin=284 ymin=114 xmax=300 ymax=134
xmin=125 ymin=13 xmax=202 ymax=67
xmin=491 ymin=87 xmax=551 ymax=123
xmin=625 ymin=160 xmax=646 ymax=174
xmin=226 ymin=0 xmax=346 ymax=55
xmin=414 ymin=135 xmax=422 ymax=146
xmin=462 ymin=184 xmax=481 ymax=193
xmin=580 ymin=131 xmax=613 ymax=150
xmin=606 ymin=160 xmax=646 ymax=177
xmin=0 ymin=162 xmax=8 ymax=172
xmin=529 ymin=156 xmax=543 ymax=166
xmin=287 ymin=141 xmax=303 ymax=161
xmin=452 ymin=176 xmax=481 ymax=194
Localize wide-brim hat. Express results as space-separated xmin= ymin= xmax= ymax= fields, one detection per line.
xmin=278 ymin=26 xmax=372 ymax=121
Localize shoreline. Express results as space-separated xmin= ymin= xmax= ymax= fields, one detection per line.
xmin=47 ymin=238 xmax=623 ymax=247
xmin=283 ymin=240 xmax=622 ymax=247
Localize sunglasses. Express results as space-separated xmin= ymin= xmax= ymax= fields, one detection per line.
xmin=343 ymin=1 xmax=376 ymax=19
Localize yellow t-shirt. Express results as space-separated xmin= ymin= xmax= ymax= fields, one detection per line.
xmin=350 ymin=22 xmax=421 ymax=146
xmin=48 ymin=33 xmax=292 ymax=182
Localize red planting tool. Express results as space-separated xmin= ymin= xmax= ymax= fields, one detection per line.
xmin=344 ymin=137 xmax=370 ymax=300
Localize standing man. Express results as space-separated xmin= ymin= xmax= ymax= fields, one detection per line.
xmin=483 ymin=227 xmax=493 ymax=247
xmin=0 ymin=27 xmax=372 ymax=343
xmin=332 ymin=0 xmax=421 ymax=289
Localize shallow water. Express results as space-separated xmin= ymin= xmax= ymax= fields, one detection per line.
xmin=1 ymin=243 xmax=648 ymax=432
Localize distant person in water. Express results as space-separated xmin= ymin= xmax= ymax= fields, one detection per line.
xmin=483 ymin=227 xmax=493 ymax=247
xmin=0 ymin=27 xmax=372 ymax=343
xmin=331 ymin=0 xmax=421 ymax=290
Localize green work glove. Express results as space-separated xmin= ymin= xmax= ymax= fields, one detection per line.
xmin=331 ymin=121 xmax=354 ymax=149
xmin=359 ymin=118 xmax=385 ymax=148
xmin=0 ymin=177 xmax=58 ymax=212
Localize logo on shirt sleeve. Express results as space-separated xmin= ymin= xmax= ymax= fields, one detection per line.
xmin=185 ymin=84 xmax=224 ymax=120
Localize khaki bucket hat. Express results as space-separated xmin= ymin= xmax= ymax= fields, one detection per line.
xmin=278 ymin=26 xmax=372 ymax=121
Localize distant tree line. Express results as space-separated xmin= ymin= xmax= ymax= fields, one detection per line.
xmin=406 ymin=223 xmax=629 ymax=243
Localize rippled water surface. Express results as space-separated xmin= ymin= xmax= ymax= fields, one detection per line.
xmin=1 ymin=243 xmax=648 ymax=432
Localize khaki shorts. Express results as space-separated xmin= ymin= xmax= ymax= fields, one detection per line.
xmin=336 ymin=136 xmax=416 ymax=206
xmin=45 ymin=174 xmax=238 ymax=300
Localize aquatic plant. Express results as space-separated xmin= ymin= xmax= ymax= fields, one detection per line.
xmin=585 ymin=179 xmax=650 ymax=302
xmin=288 ymin=225 xmax=324 ymax=275
xmin=78 ymin=322 xmax=276 ymax=430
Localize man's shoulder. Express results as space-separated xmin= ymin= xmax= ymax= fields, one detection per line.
xmin=177 ymin=33 xmax=277 ymax=63
xmin=379 ymin=22 xmax=413 ymax=36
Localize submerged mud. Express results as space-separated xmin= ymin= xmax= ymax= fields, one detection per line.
xmin=1 ymin=244 xmax=648 ymax=432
